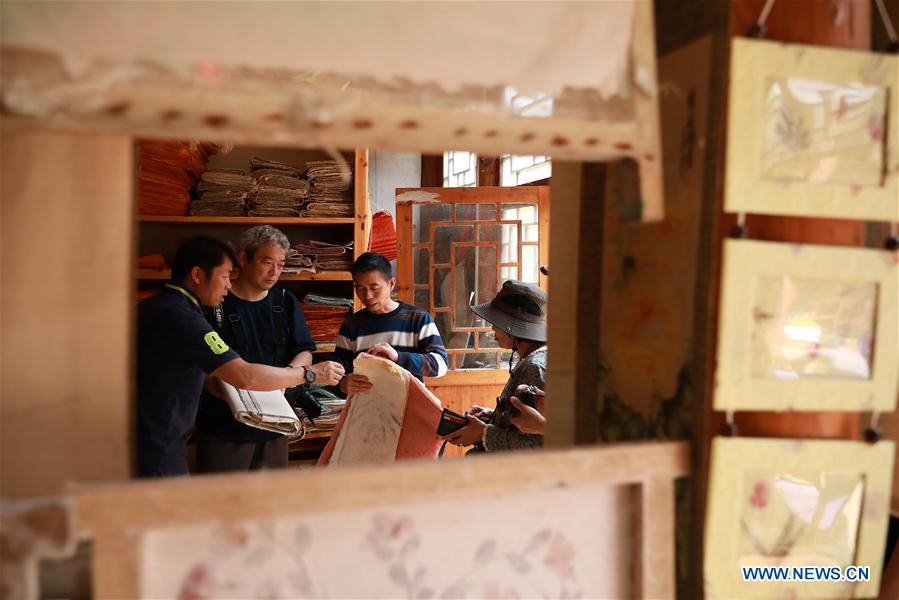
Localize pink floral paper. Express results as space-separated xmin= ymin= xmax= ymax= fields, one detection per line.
xmin=142 ymin=486 xmax=631 ymax=599
xmin=739 ymin=471 xmax=864 ymax=569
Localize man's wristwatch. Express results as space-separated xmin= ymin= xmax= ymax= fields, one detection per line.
xmin=288 ymin=364 xmax=316 ymax=383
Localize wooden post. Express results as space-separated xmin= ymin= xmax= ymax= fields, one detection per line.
xmin=0 ymin=127 xmax=133 ymax=497
xmin=637 ymin=478 xmax=677 ymax=599
xmin=353 ymin=148 xmax=371 ymax=311
xmin=545 ymin=162 xmax=603 ymax=447
xmin=93 ymin=532 xmax=142 ymax=599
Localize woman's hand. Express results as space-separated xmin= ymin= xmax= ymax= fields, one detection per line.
xmin=465 ymin=404 xmax=493 ymax=420
xmin=340 ymin=373 xmax=373 ymax=396
xmin=443 ymin=415 xmax=487 ymax=447
xmin=509 ymin=385 xmax=545 ymax=435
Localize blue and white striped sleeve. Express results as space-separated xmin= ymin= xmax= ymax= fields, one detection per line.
xmin=396 ymin=314 xmax=448 ymax=378
xmin=334 ymin=321 xmax=357 ymax=373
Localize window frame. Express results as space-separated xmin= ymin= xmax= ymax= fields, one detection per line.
xmin=396 ymin=186 xmax=550 ymax=372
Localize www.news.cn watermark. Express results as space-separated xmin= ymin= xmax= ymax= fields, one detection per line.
xmin=742 ymin=565 xmax=871 ymax=582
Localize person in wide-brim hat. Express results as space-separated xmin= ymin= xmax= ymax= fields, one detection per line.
xmin=469 ymin=279 xmax=547 ymax=344
xmin=440 ymin=280 xmax=548 ymax=452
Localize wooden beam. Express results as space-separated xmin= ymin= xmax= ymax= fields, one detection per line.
xmin=73 ymin=442 xmax=690 ymax=536
xmin=396 ymin=186 xmax=544 ymax=204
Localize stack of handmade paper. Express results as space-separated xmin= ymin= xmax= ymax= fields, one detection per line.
xmin=303 ymin=160 xmax=354 ymax=217
xmin=248 ymin=157 xmax=310 ymax=217
xmin=282 ymin=249 xmax=316 ymax=275
xmin=138 ymin=141 xmax=217 ymax=215
xmin=290 ymin=240 xmax=354 ymax=272
xmin=190 ymin=168 xmax=252 ymax=216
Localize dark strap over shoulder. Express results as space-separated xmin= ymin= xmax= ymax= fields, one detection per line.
xmin=272 ymin=288 xmax=289 ymax=367
xmin=223 ymin=306 xmax=251 ymax=356
xmin=217 ymin=289 xmax=291 ymax=364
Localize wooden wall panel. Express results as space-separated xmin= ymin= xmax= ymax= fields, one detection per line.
xmin=1 ymin=126 xmax=133 ymax=498
xmin=428 ymin=383 xmax=505 ymax=459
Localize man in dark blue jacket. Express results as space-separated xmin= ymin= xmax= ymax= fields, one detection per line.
xmin=195 ymin=225 xmax=343 ymax=472
xmin=136 ymin=235 xmax=338 ymax=477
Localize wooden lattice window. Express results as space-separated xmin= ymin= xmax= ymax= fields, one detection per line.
xmin=397 ymin=187 xmax=549 ymax=371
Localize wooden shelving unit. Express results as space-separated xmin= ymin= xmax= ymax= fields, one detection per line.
xmin=136 ymin=144 xmax=370 ymax=334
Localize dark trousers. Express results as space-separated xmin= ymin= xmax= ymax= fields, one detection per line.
xmin=195 ymin=431 xmax=289 ymax=473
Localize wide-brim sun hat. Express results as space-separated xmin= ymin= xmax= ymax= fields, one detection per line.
xmin=470 ymin=280 xmax=547 ymax=343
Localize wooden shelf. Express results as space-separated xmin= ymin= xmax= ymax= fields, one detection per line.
xmin=136 ymin=269 xmax=352 ymax=281
xmin=138 ymin=216 xmax=354 ymax=225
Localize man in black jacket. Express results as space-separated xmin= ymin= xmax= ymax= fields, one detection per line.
xmin=195 ymin=225 xmax=344 ymax=472
xmin=136 ymin=235 xmax=334 ymax=477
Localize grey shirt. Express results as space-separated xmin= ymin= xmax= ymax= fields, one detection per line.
xmin=484 ymin=346 xmax=547 ymax=451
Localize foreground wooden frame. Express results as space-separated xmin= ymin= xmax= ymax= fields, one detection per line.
xmin=68 ymin=442 xmax=688 ymax=599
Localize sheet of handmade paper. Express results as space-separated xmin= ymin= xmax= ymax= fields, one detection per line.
xmin=328 ymin=356 xmax=408 ymax=466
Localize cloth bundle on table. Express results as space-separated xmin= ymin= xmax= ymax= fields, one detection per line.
xmin=138 ymin=140 xmax=217 ymax=215
xmin=317 ymin=354 xmax=443 ymax=466
xmin=368 ymin=210 xmax=398 ymax=261
xmin=208 ymin=379 xmax=304 ymax=438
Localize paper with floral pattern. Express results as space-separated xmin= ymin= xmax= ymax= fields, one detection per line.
xmin=762 ymin=78 xmax=886 ymax=187
xmin=142 ymin=485 xmax=632 ymax=599
xmin=750 ymin=275 xmax=877 ymax=380
xmin=705 ymin=437 xmax=894 ymax=599
xmin=739 ymin=471 xmax=863 ymax=568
